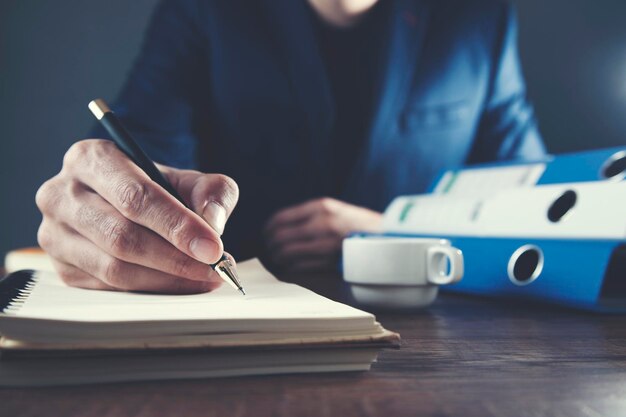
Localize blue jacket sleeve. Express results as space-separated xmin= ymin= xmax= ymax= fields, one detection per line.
xmin=92 ymin=0 xmax=207 ymax=169
xmin=467 ymin=5 xmax=547 ymax=164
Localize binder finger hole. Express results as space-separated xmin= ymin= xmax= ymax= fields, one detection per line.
xmin=547 ymin=190 xmax=577 ymax=223
xmin=508 ymin=245 xmax=544 ymax=286
xmin=600 ymin=150 xmax=626 ymax=181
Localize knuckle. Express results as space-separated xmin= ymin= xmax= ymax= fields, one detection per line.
xmin=53 ymin=262 xmax=82 ymax=288
xmin=66 ymin=178 xmax=85 ymax=199
xmin=58 ymin=274 xmax=74 ymax=287
xmin=101 ymin=258 xmax=126 ymax=287
xmin=324 ymin=216 xmax=343 ymax=236
xmin=75 ymin=203 xmax=103 ymax=231
xmin=37 ymin=223 xmax=53 ymax=250
xmin=35 ymin=178 xmax=57 ymax=213
xmin=318 ymin=198 xmax=335 ymax=214
xmin=35 ymin=182 xmax=49 ymax=212
xmin=57 ymin=268 xmax=78 ymax=287
xmin=166 ymin=214 xmax=194 ymax=248
xmin=91 ymin=138 xmax=115 ymax=151
xmin=63 ymin=141 xmax=90 ymax=167
xmin=326 ymin=215 xmax=339 ymax=230
xmin=103 ymin=219 xmax=139 ymax=255
xmin=115 ymin=180 xmax=150 ymax=217
xmin=211 ymin=174 xmax=239 ymax=208
xmin=171 ymin=255 xmax=200 ymax=279
xmin=63 ymin=139 xmax=116 ymax=175
xmin=36 ymin=177 xmax=80 ymax=217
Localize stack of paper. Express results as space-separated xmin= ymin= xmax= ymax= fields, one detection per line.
xmin=0 ymin=258 xmax=399 ymax=386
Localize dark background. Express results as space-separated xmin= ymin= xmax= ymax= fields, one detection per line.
xmin=1 ymin=0 xmax=626 ymax=259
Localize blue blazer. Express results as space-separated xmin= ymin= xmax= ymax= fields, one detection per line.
xmin=103 ymin=0 xmax=546 ymax=258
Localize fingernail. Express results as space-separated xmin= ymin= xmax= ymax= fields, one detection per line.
xmin=189 ymin=237 xmax=219 ymax=265
xmin=202 ymin=202 xmax=227 ymax=235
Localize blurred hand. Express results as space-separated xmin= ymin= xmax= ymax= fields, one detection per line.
xmin=36 ymin=139 xmax=239 ymax=294
xmin=264 ymin=198 xmax=382 ymax=272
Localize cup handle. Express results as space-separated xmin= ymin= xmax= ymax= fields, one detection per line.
xmin=426 ymin=246 xmax=464 ymax=285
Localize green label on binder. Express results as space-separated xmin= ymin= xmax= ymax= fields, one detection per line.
xmin=399 ymin=202 xmax=415 ymax=223
xmin=441 ymin=171 xmax=459 ymax=194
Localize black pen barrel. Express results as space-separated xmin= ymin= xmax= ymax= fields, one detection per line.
xmin=99 ymin=112 xmax=185 ymax=204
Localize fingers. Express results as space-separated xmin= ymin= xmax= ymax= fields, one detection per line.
xmin=264 ymin=198 xmax=341 ymax=272
xmin=265 ymin=198 xmax=345 ymax=248
xmin=159 ymin=165 xmax=239 ymax=235
xmin=49 ymin=259 xmax=116 ymax=291
xmin=62 ymin=140 xmax=223 ymax=264
xmin=266 ymin=215 xmax=340 ymax=248
xmin=36 ymin=139 xmax=240 ymax=294
xmin=265 ymin=202 xmax=343 ymax=272
xmin=67 ymin=190 xmax=218 ymax=283
xmin=263 ymin=198 xmax=383 ymax=273
xmin=41 ymin=222 xmax=220 ymax=294
xmin=222 ymin=251 xmax=237 ymax=265
xmin=265 ymin=198 xmax=339 ymax=233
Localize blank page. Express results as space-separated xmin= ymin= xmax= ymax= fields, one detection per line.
xmin=1 ymin=259 xmax=373 ymax=325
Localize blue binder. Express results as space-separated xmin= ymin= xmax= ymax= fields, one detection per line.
xmin=438 ymin=235 xmax=626 ymax=312
xmin=355 ymin=147 xmax=626 ymax=311
xmin=347 ymin=234 xmax=626 ymax=313
xmin=427 ymin=147 xmax=626 ymax=193
xmin=536 ymin=147 xmax=626 ymax=185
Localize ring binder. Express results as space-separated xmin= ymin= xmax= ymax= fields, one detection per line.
xmin=599 ymin=150 xmax=626 ymax=181
xmin=347 ymin=234 xmax=626 ymax=312
xmin=363 ymin=147 xmax=626 ymax=312
xmin=383 ymin=181 xmax=626 ymax=239
xmin=428 ymin=147 xmax=626 ymax=198
xmin=507 ymin=244 xmax=543 ymax=286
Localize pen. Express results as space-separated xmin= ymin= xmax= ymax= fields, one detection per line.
xmin=88 ymin=98 xmax=246 ymax=295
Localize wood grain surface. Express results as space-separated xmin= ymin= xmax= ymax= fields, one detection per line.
xmin=1 ymin=271 xmax=626 ymax=417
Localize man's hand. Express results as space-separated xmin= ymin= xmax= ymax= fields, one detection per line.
xmin=264 ymin=198 xmax=382 ymax=272
xmin=36 ymin=139 xmax=239 ymax=294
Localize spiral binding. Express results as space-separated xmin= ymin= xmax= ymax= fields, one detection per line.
xmin=0 ymin=270 xmax=38 ymax=315
xmin=4 ymin=279 xmax=37 ymax=314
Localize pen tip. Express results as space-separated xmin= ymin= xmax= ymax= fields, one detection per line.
xmin=214 ymin=257 xmax=246 ymax=295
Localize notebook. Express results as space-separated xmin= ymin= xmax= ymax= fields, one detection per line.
xmin=0 ymin=255 xmax=399 ymax=386
xmin=4 ymin=247 xmax=54 ymax=274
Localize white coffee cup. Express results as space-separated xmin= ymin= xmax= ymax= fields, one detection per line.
xmin=342 ymin=237 xmax=464 ymax=309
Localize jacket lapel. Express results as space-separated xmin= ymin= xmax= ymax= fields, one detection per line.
xmin=259 ymin=0 xmax=429 ymax=202
xmin=344 ymin=0 xmax=430 ymax=207
xmin=259 ymin=0 xmax=335 ymax=195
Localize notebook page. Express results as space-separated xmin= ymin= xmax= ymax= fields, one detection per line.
xmin=3 ymin=259 xmax=372 ymax=324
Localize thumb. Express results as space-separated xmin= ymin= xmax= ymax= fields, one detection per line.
xmin=158 ymin=165 xmax=239 ymax=235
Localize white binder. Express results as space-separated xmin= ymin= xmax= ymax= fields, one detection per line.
xmin=383 ymin=181 xmax=626 ymax=239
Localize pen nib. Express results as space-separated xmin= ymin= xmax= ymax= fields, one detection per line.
xmin=215 ymin=256 xmax=246 ymax=296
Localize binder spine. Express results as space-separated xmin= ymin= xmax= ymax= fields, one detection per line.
xmin=0 ymin=270 xmax=37 ymax=314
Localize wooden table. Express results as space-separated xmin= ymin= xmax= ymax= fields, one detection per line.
xmin=1 ymin=272 xmax=626 ymax=417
